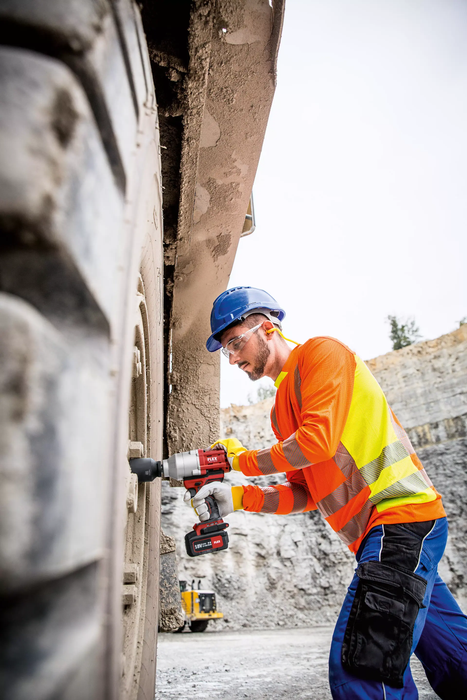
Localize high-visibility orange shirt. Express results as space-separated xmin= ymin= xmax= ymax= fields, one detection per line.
xmin=238 ymin=337 xmax=445 ymax=554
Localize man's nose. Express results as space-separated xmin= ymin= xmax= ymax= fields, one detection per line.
xmin=229 ymin=352 xmax=240 ymax=365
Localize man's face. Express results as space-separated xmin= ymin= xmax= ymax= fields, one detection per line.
xmin=220 ymin=322 xmax=270 ymax=381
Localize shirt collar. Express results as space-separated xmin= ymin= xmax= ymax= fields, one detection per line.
xmin=274 ymin=371 xmax=288 ymax=388
xmin=273 ymin=345 xmax=300 ymax=389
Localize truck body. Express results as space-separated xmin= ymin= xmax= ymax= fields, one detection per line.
xmin=0 ymin=1 xmax=284 ymax=698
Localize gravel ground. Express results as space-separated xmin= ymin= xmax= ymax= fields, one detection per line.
xmin=155 ymin=626 xmax=438 ymax=699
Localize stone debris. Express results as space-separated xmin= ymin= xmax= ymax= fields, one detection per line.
xmin=156 ymin=627 xmax=438 ymax=699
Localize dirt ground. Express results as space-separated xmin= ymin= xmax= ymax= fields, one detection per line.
xmin=155 ymin=626 xmax=438 ymax=699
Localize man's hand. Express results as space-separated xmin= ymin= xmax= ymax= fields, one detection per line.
xmin=184 ymin=483 xmax=244 ymax=521
xmin=210 ymin=437 xmax=246 ymax=471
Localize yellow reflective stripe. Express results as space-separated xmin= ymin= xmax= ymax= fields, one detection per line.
xmin=274 ymin=371 xmax=288 ymax=388
xmin=368 ymin=454 xmax=417 ymax=497
xmin=376 ymin=487 xmax=437 ymax=513
xmin=359 ymin=441 xmax=410 ymax=484
xmin=341 ymin=356 xmax=398 ymax=468
xmin=371 ymin=463 xmax=431 ymax=504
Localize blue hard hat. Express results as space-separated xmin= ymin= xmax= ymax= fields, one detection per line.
xmin=206 ymin=286 xmax=286 ymax=352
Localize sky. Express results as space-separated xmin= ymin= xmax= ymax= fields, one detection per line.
xmin=220 ymin=0 xmax=467 ymax=408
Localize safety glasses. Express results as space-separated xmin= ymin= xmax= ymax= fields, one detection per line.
xmin=221 ymin=323 xmax=262 ymax=358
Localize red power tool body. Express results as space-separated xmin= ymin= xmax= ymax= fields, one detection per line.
xmin=129 ymin=448 xmax=231 ymax=557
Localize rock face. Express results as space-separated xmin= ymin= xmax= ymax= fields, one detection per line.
xmin=161 ymin=327 xmax=467 ymax=629
xmin=366 ymin=325 xmax=467 ymax=610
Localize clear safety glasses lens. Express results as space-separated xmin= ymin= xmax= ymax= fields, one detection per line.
xmin=221 ymin=323 xmax=262 ymax=358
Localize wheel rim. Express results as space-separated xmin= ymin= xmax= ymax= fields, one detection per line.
xmin=122 ymin=275 xmax=152 ymax=699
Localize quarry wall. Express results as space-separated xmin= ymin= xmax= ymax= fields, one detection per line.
xmin=161 ymin=326 xmax=467 ymax=629
xmin=366 ymin=325 xmax=467 ymax=608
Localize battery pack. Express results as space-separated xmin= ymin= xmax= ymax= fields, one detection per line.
xmin=185 ymin=521 xmax=229 ymax=557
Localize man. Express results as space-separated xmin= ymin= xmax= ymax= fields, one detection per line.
xmin=187 ymin=286 xmax=467 ymax=700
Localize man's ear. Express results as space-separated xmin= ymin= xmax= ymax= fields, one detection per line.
xmin=264 ymin=321 xmax=276 ymax=339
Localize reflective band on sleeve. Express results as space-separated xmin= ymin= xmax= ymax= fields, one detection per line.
xmin=271 ymin=405 xmax=282 ymax=439
xmin=289 ymin=483 xmax=310 ymax=513
xmin=294 ymin=364 xmax=302 ymax=410
xmin=261 ymin=487 xmax=280 ymax=513
xmin=282 ymin=433 xmax=311 ymax=469
xmin=257 ymin=448 xmax=279 ymax=475
xmin=359 ymin=441 xmax=410 ymax=485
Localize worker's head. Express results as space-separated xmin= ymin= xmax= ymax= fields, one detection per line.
xmin=206 ymin=287 xmax=286 ymax=381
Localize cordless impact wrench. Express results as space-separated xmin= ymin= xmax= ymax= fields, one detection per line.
xmin=129 ymin=449 xmax=231 ymax=557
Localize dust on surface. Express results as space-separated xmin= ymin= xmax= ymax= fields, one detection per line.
xmin=155 ymin=626 xmax=438 ymax=700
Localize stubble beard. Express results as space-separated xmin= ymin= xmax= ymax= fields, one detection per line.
xmin=245 ymin=335 xmax=270 ymax=381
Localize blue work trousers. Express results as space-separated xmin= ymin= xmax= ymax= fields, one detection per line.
xmin=329 ymin=518 xmax=467 ymax=699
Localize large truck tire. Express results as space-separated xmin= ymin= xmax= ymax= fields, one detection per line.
xmin=0 ymin=2 xmax=164 ymax=699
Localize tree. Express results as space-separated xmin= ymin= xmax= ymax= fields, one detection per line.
xmin=387 ymin=315 xmax=421 ymax=350
xmin=248 ymin=383 xmax=276 ymax=404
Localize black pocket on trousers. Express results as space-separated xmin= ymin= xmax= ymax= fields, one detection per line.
xmin=341 ymin=561 xmax=427 ymax=688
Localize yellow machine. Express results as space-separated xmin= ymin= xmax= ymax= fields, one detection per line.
xmin=178 ymin=580 xmax=223 ymax=633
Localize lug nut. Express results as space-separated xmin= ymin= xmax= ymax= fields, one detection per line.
xmin=124 ymin=564 xmax=139 ymax=584
xmin=128 ymin=441 xmax=145 ymax=459
xmin=122 ymin=584 xmax=137 ymax=606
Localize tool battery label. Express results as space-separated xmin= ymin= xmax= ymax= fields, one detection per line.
xmin=194 ymin=537 xmax=223 ymax=551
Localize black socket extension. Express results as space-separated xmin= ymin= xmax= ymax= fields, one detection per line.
xmin=129 ymin=458 xmax=164 ymax=482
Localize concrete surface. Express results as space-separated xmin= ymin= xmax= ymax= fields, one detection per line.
xmin=155 ymin=626 xmax=438 ymax=699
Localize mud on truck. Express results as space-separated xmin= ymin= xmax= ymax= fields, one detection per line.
xmin=0 ymin=1 xmax=284 ymax=699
